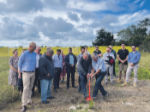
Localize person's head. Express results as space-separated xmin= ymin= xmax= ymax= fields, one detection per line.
xmin=91 ymin=53 xmax=98 ymax=62
xmin=46 ymin=47 xmax=51 ymax=51
xmin=131 ymin=45 xmax=136 ymax=51
xmin=85 ymin=46 xmax=88 ymax=51
xmin=81 ymin=47 xmax=85 ymax=54
xmin=83 ymin=52 xmax=88 ymax=60
xmin=109 ymin=45 xmax=113 ymax=51
xmin=29 ymin=42 xmax=36 ymax=52
xmin=69 ymin=47 xmax=72 ymax=54
xmin=46 ymin=49 xmax=54 ymax=57
xmin=61 ymin=50 xmax=63 ymax=55
xmin=121 ymin=43 xmax=125 ymax=50
xmin=106 ymin=47 xmax=110 ymax=53
xmin=22 ymin=49 xmax=26 ymax=53
xmin=95 ymin=45 xmax=99 ymax=50
xmin=35 ymin=46 xmax=41 ymax=54
xmin=13 ymin=49 xmax=18 ymax=56
xmin=57 ymin=49 xmax=61 ymax=55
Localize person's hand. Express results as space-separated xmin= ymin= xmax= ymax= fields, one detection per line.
xmin=71 ymin=65 xmax=74 ymax=67
xmin=98 ymin=53 xmax=102 ymax=57
xmin=130 ymin=63 xmax=134 ymax=66
xmin=87 ymin=73 xmax=90 ymax=78
xmin=91 ymin=74 xmax=95 ymax=78
xmin=47 ymin=73 xmax=50 ymax=77
xmin=121 ymin=60 xmax=124 ymax=63
xmin=63 ymin=63 xmax=65 ymax=66
xmin=18 ymin=69 xmax=21 ymax=75
xmin=18 ymin=74 xmax=21 ymax=79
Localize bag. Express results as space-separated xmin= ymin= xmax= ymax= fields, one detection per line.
xmin=105 ymin=55 xmax=114 ymax=65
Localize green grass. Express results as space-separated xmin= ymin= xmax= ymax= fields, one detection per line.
xmin=89 ymin=100 xmax=95 ymax=109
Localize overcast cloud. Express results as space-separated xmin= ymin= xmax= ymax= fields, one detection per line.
xmin=0 ymin=0 xmax=150 ymax=47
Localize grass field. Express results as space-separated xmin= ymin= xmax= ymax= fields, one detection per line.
xmin=0 ymin=52 xmax=149 ymax=111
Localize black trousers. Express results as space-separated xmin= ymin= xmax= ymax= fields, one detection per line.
xmin=67 ymin=67 xmax=75 ymax=87
xmin=54 ymin=67 xmax=61 ymax=89
xmin=113 ymin=61 xmax=116 ymax=76
xmin=32 ymin=68 xmax=41 ymax=94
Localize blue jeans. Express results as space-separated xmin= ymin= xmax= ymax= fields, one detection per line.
xmin=40 ymin=79 xmax=52 ymax=102
xmin=78 ymin=70 xmax=87 ymax=95
xmin=92 ymin=72 xmax=107 ymax=97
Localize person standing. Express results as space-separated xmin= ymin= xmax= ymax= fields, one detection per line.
xmin=117 ymin=44 xmax=129 ymax=83
xmin=93 ymin=45 xmax=102 ymax=57
xmin=103 ymin=47 xmax=115 ymax=84
xmin=8 ymin=49 xmax=19 ymax=94
xmin=65 ymin=47 xmax=77 ymax=89
xmin=85 ymin=46 xmax=90 ymax=55
xmin=91 ymin=53 xmax=108 ymax=99
xmin=53 ymin=49 xmax=63 ymax=92
xmin=109 ymin=45 xmax=117 ymax=78
xmin=77 ymin=52 xmax=92 ymax=98
xmin=60 ymin=50 xmax=66 ymax=83
xmin=122 ymin=45 xmax=141 ymax=87
xmin=77 ymin=47 xmax=85 ymax=93
xmin=32 ymin=47 xmax=42 ymax=96
xmin=18 ymin=42 xmax=36 ymax=112
xmin=18 ymin=49 xmax=26 ymax=98
xmin=39 ymin=49 xmax=55 ymax=104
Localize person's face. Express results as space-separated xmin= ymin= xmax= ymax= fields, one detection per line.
xmin=132 ymin=46 xmax=136 ymax=51
xmin=29 ymin=44 xmax=36 ymax=52
xmin=14 ymin=51 xmax=18 ymax=56
xmin=46 ymin=53 xmax=50 ymax=57
xmin=69 ymin=49 xmax=72 ymax=54
xmin=121 ymin=44 xmax=125 ymax=49
xmin=57 ymin=51 xmax=61 ymax=55
xmin=109 ymin=46 xmax=112 ymax=50
xmin=81 ymin=48 xmax=85 ymax=54
xmin=107 ymin=48 xmax=110 ymax=53
xmin=36 ymin=47 xmax=41 ymax=54
xmin=96 ymin=46 xmax=99 ymax=50
xmin=50 ymin=53 xmax=53 ymax=57
xmin=85 ymin=47 xmax=87 ymax=50
xmin=83 ymin=55 xmax=88 ymax=60
xmin=92 ymin=57 xmax=98 ymax=62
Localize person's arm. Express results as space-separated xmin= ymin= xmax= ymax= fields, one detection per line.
xmin=9 ymin=57 xmax=17 ymax=72
xmin=61 ymin=55 xmax=63 ymax=69
xmin=114 ymin=50 xmax=117 ymax=59
xmin=78 ymin=58 xmax=87 ymax=76
xmin=74 ymin=55 xmax=77 ymax=65
xmin=18 ymin=53 xmax=25 ymax=73
xmin=132 ymin=52 xmax=141 ymax=65
xmin=39 ymin=58 xmax=48 ymax=77
xmin=111 ymin=53 xmax=115 ymax=60
xmin=127 ymin=53 xmax=131 ymax=63
xmin=88 ymin=57 xmax=92 ymax=74
xmin=103 ymin=53 xmax=108 ymax=61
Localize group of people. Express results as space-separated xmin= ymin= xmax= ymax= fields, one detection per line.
xmin=8 ymin=42 xmax=141 ymax=112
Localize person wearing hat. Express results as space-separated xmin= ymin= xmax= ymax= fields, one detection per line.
xmin=8 ymin=49 xmax=19 ymax=94
xmin=52 ymin=49 xmax=63 ymax=92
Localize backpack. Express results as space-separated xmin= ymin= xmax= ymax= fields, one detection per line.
xmin=105 ymin=55 xmax=114 ymax=65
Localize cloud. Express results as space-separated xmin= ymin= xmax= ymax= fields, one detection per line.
xmin=140 ymin=1 xmax=145 ymax=7
xmin=67 ymin=12 xmax=80 ymax=22
xmin=80 ymin=11 xmax=97 ymax=20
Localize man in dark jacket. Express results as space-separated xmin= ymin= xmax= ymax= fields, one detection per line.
xmin=77 ymin=52 xmax=92 ymax=98
xmin=65 ymin=47 xmax=77 ymax=89
xmin=39 ymin=49 xmax=55 ymax=104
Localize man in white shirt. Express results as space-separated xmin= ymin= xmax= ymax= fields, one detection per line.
xmin=85 ymin=46 xmax=90 ymax=55
xmin=103 ymin=47 xmax=115 ymax=84
xmin=53 ymin=49 xmax=63 ymax=92
xmin=32 ymin=46 xmax=42 ymax=96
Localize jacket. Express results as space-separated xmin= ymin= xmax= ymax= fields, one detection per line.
xmin=65 ymin=53 xmax=77 ymax=72
xmin=39 ymin=53 xmax=55 ymax=80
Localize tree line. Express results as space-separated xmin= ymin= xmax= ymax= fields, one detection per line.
xmin=92 ymin=18 xmax=150 ymax=52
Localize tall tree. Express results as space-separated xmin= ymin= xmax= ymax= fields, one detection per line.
xmin=92 ymin=28 xmax=114 ymax=46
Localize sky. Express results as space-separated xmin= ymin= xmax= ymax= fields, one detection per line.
xmin=0 ymin=0 xmax=150 ymax=47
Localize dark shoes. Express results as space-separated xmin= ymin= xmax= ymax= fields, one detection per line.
xmin=54 ymin=89 xmax=57 ymax=92
xmin=72 ymin=86 xmax=77 ymax=88
xmin=47 ymin=96 xmax=54 ymax=99
xmin=21 ymin=105 xmax=27 ymax=112
xmin=84 ymin=93 xmax=88 ymax=98
xmin=42 ymin=100 xmax=49 ymax=104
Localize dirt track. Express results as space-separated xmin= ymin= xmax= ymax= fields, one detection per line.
xmin=1 ymin=73 xmax=150 ymax=112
